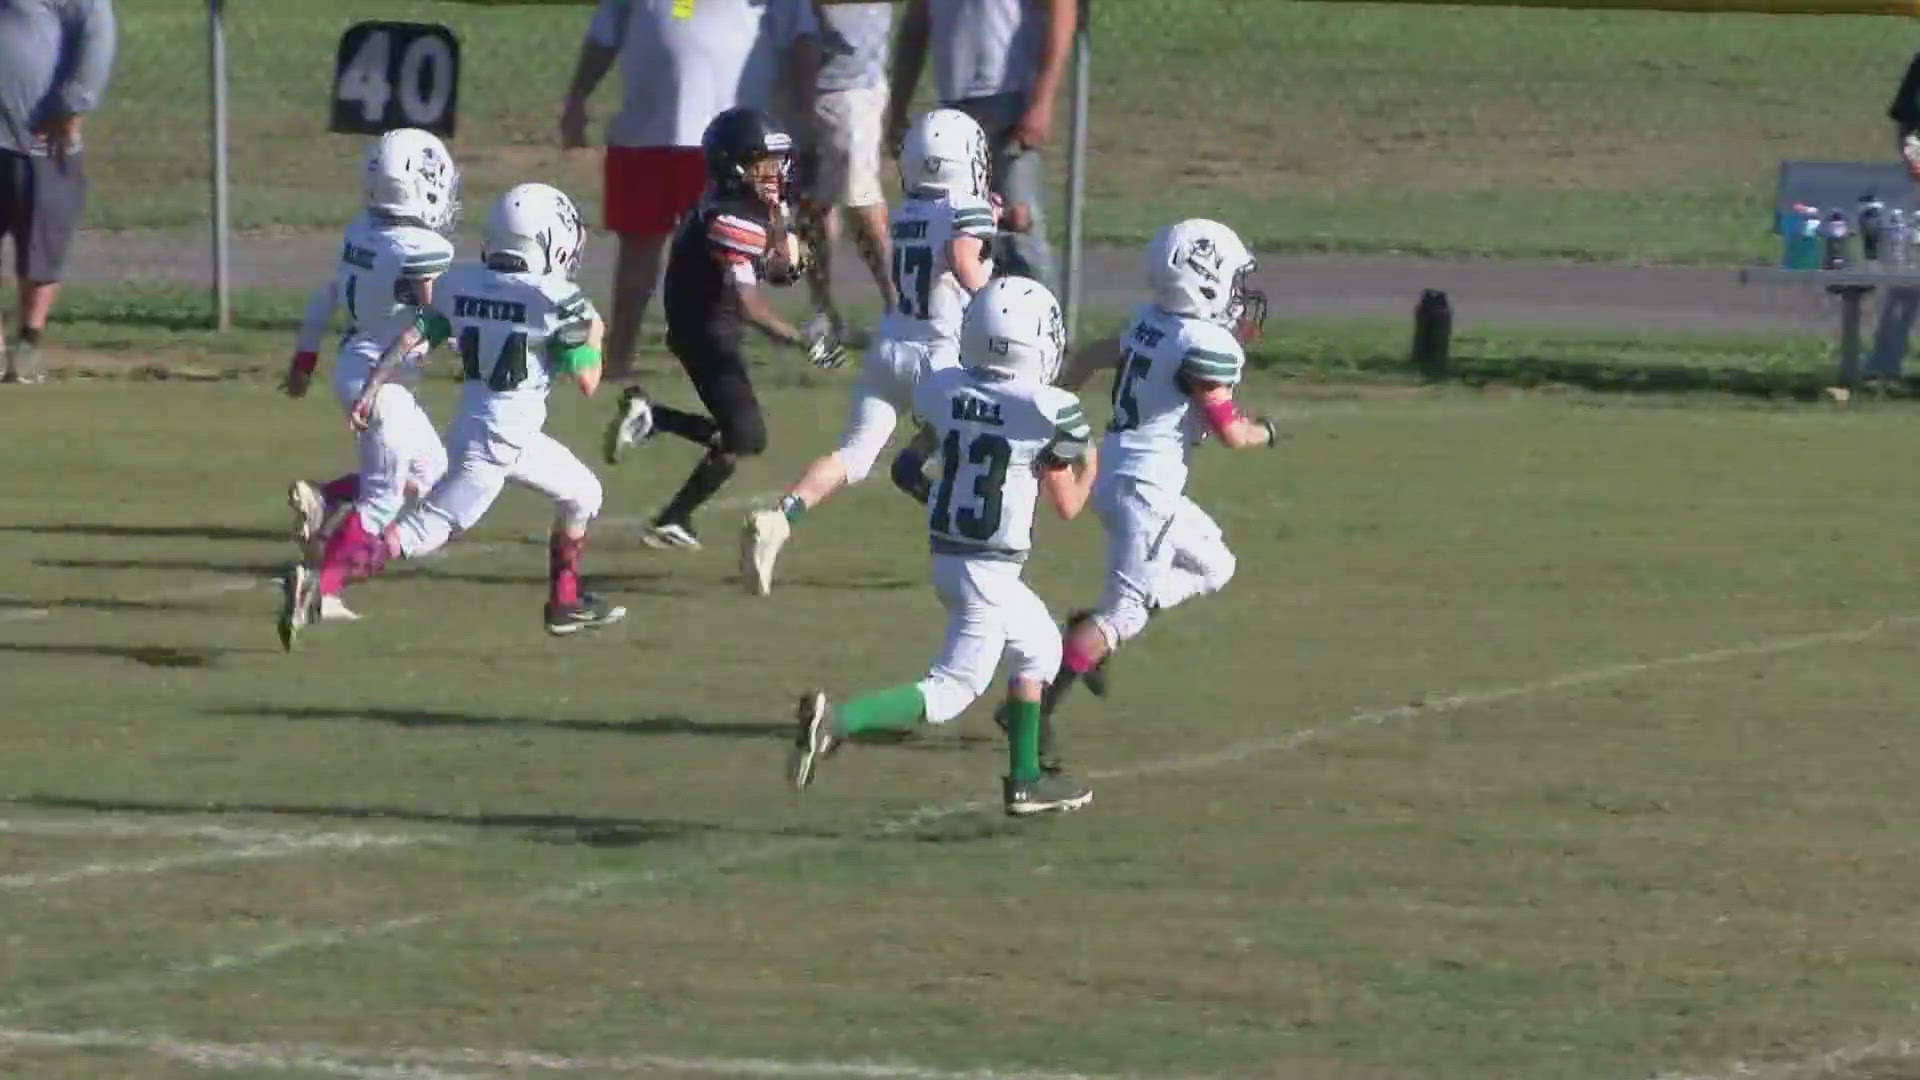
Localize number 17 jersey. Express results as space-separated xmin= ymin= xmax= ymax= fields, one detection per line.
xmin=913 ymin=366 xmax=1090 ymax=561
xmin=876 ymin=189 xmax=996 ymax=346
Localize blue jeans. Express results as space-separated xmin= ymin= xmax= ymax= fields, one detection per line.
xmin=948 ymin=92 xmax=1055 ymax=290
xmin=1871 ymin=286 xmax=1918 ymax=377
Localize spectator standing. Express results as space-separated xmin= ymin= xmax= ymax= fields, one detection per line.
xmin=0 ymin=0 xmax=116 ymax=385
xmin=560 ymin=0 xmax=821 ymax=381
xmin=885 ymin=0 xmax=1074 ymax=289
xmin=1872 ymin=49 xmax=1920 ymax=378
xmin=800 ymin=1 xmax=896 ymax=341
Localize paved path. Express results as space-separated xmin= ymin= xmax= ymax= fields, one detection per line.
xmin=68 ymin=230 xmax=1838 ymax=336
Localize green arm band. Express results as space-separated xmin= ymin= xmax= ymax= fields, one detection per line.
xmin=415 ymin=311 xmax=453 ymax=347
xmin=550 ymin=342 xmax=601 ymax=375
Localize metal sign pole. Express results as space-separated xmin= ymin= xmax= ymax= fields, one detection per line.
xmin=208 ymin=0 xmax=232 ymax=332
xmin=1062 ymin=0 xmax=1090 ymax=344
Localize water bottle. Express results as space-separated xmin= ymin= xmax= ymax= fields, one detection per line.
xmin=1823 ymin=210 xmax=1851 ymax=270
xmin=1859 ymin=192 xmax=1886 ymax=264
xmin=1784 ymin=203 xmax=1822 ymax=270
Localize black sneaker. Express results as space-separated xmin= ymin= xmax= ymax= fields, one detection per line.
xmin=544 ymin=593 xmax=627 ymax=636
xmin=641 ymin=520 xmax=701 ymax=550
xmin=1003 ymin=772 xmax=1093 ymax=817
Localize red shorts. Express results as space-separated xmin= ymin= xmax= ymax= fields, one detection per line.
xmin=604 ymin=145 xmax=706 ymax=238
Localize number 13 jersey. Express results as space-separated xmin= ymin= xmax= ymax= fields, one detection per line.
xmin=1102 ymin=304 xmax=1247 ymax=492
xmin=875 ymin=190 xmax=996 ymax=347
xmin=912 ymin=366 xmax=1090 ymax=561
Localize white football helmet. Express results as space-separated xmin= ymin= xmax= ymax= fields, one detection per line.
xmin=483 ymin=183 xmax=586 ymax=279
xmin=362 ymin=128 xmax=459 ymax=233
xmin=900 ymin=108 xmax=990 ymax=200
xmin=1146 ymin=219 xmax=1268 ymax=341
xmin=960 ymin=276 xmax=1065 ymax=386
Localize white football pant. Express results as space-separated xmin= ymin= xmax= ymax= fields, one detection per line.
xmin=391 ymin=412 xmax=603 ymax=559
xmin=343 ymin=382 xmax=445 ymax=533
xmin=832 ymin=338 xmax=958 ymax=483
xmin=915 ymin=555 xmax=1063 ymax=725
xmin=1091 ymin=474 xmax=1237 ymax=648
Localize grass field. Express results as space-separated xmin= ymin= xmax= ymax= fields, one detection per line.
xmin=7 ymin=356 xmax=1920 ymax=1077
xmin=103 ymin=0 xmax=1912 ymax=261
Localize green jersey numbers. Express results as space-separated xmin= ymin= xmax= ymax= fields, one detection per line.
xmin=913 ymin=367 xmax=1089 ymax=560
xmin=458 ymin=325 xmax=530 ymax=392
xmin=930 ymin=429 xmax=1012 ymax=542
xmin=1108 ymin=348 xmax=1150 ymax=433
xmin=892 ymin=243 xmax=934 ymax=321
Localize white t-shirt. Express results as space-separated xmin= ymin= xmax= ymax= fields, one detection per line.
xmin=929 ymin=0 xmax=1043 ymax=103
xmin=588 ymin=0 xmax=819 ymax=148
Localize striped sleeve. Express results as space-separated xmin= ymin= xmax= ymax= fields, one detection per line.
xmin=951 ymin=202 xmax=996 ymax=241
xmin=708 ymin=213 xmax=768 ymax=264
xmin=549 ymin=289 xmax=597 ymax=348
xmin=1179 ymin=344 xmax=1245 ymax=386
xmin=1040 ymin=399 xmax=1092 ymax=465
xmin=400 ymin=237 xmax=454 ymax=278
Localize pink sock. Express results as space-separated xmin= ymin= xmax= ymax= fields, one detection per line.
xmin=316 ymin=510 xmax=388 ymax=596
xmin=319 ymin=473 xmax=359 ymax=507
xmin=548 ymin=533 xmax=583 ymax=608
xmin=1063 ymin=638 xmax=1098 ymax=675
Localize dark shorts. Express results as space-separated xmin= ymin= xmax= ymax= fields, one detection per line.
xmin=0 ymin=150 xmax=85 ymax=282
xmin=669 ymin=334 xmax=768 ymax=456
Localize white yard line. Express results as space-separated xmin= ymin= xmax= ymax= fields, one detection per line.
xmin=0 ymin=832 xmax=423 ymax=891
xmin=0 ymin=1027 xmax=484 ymax=1079
xmin=13 ymin=610 xmax=1916 ymax=1023
xmin=1652 ymin=1036 xmax=1920 ymax=1080
xmin=0 ymin=1025 xmax=1131 ymax=1080
xmin=0 ymin=815 xmax=450 ymax=846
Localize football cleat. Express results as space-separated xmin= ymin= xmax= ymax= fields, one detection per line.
xmin=288 ymin=481 xmax=325 ymax=549
xmin=603 ymin=386 xmax=656 ymax=465
xmin=317 ymin=594 xmax=361 ymax=622
xmin=276 ymin=563 xmax=319 ymax=652
xmin=787 ymin=690 xmax=837 ymax=789
xmin=641 ymin=521 xmax=701 ymax=550
xmin=1003 ymin=772 xmax=1093 ymax=817
xmin=544 ymin=593 xmax=627 ymax=636
xmin=741 ymin=508 xmax=791 ymax=596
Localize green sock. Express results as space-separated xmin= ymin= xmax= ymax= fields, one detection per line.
xmin=779 ymin=493 xmax=808 ymax=525
xmin=833 ymin=684 xmax=925 ymax=736
xmin=1005 ymin=699 xmax=1042 ymax=783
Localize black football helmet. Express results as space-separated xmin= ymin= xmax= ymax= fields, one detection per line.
xmin=701 ymin=107 xmax=793 ymax=205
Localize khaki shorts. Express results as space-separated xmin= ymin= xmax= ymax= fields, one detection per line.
xmin=812 ymin=86 xmax=888 ymax=208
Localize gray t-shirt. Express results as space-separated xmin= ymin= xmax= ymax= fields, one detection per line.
xmin=929 ymin=0 xmax=1040 ymax=104
xmin=817 ymin=2 xmax=892 ymax=93
xmin=0 ymin=0 xmax=116 ymax=157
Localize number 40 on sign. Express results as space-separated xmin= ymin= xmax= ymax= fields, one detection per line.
xmin=331 ymin=21 xmax=461 ymax=137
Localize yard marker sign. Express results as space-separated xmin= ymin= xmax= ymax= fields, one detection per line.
xmin=331 ymin=22 xmax=461 ymax=137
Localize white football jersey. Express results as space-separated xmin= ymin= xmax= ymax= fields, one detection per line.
xmin=913 ymin=366 xmax=1090 ymax=560
xmin=425 ymin=263 xmax=599 ymax=438
xmin=333 ymin=212 xmax=454 ymax=388
xmin=876 ymin=191 xmax=996 ymax=347
xmin=1101 ymin=304 xmax=1247 ymax=491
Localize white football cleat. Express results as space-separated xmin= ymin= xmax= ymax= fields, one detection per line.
xmin=787 ymin=690 xmax=837 ymax=790
xmin=287 ymin=481 xmax=324 ymax=547
xmin=741 ymin=508 xmax=790 ymax=596
xmin=641 ymin=521 xmax=701 ymax=550
xmin=317 ymin=594 xmax=361 ymax=622
xmin=603 ymin=387 xmax=656 ymax=465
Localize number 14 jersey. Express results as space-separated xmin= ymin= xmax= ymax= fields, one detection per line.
xmin=875 ymin=189 xmax=996 ymax=346
xmin=913 ymin=366 xmax=1090 ymax=561
xmin=422 ymin=263 xmax=599 ymax=438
